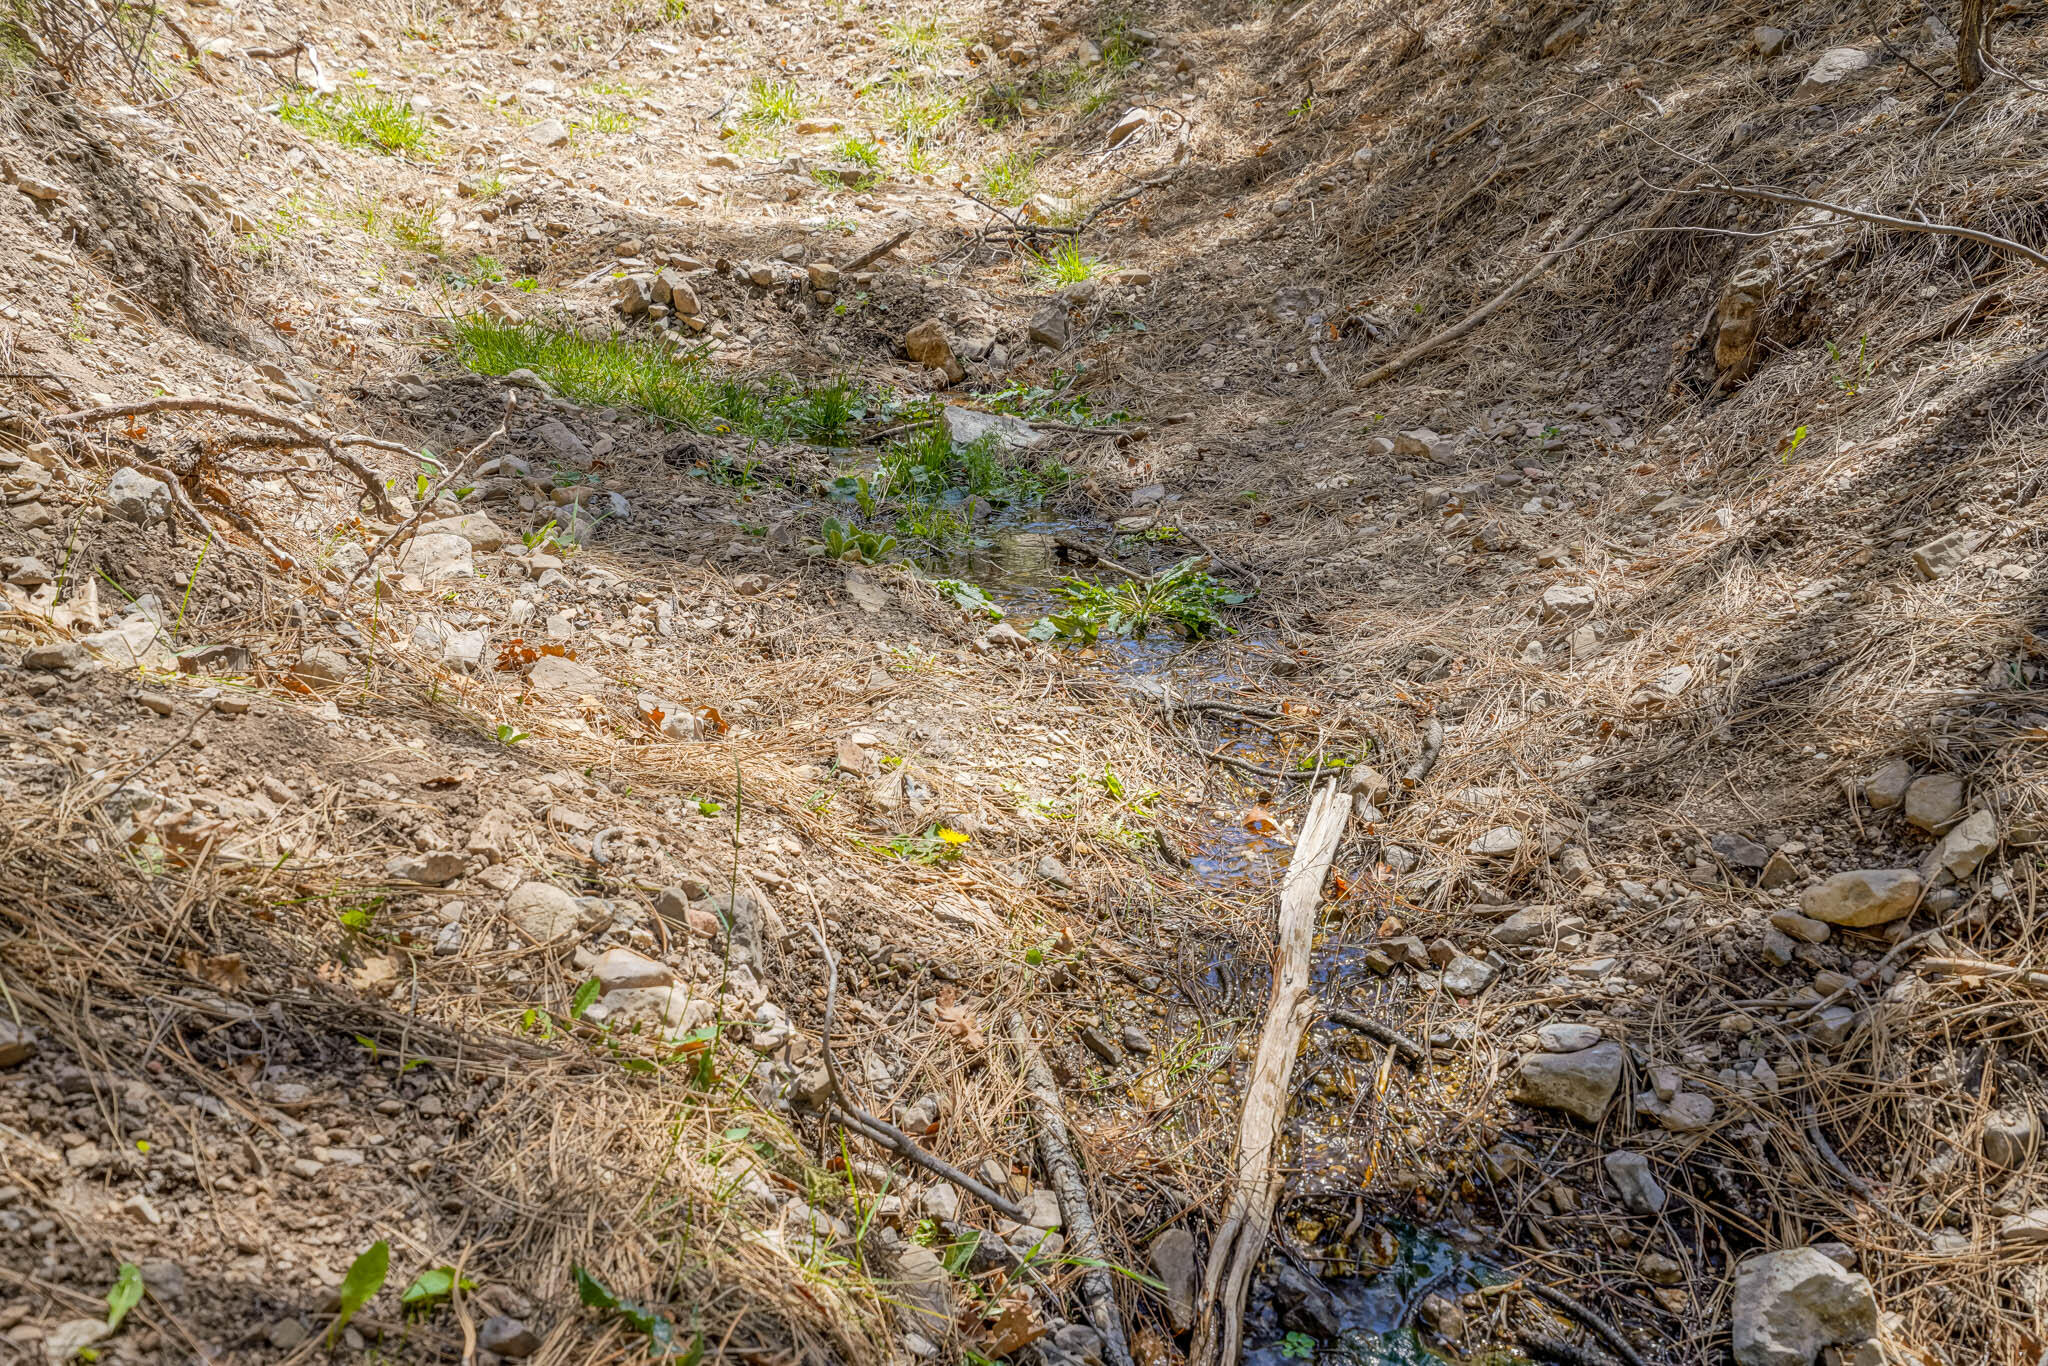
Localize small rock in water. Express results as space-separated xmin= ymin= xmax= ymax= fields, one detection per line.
xmin=1730 ymin=1248 xmax=1878 ymax=1366
xmin=1603 ymin=1150 xmax=1666 ymax=1215
xmin=1418 ymin=1292 xmax=1467 ymax=1343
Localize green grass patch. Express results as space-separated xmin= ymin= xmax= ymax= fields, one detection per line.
xmin=1043 ymin=558 xmax=1240 ymax=641
xmin=884 ymin=15 xmax=946 ymax=62
xmin=1025 ymin=239 xmax=1100 ymax=284
xmin=835 ymin=136 xmax=882 ymax=168
xmin=978 ymin=149 xmax=1037 ymax=205
xmin=389 ymin=204 xmax=444 ymax=253
xmin=574 ymin=106 xmax=635 ymax=135
xmin=743 ymin=77 xmax=802 ymax=127
xmin=874 ymin=424 xmax=1067 ymax=506
xmin=448 ymin=318 xmax=872 ymax=444
xmin=278 ymin=86 xmax=434 ymax=158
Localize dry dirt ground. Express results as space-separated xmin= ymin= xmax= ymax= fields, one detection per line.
xmin=3 ymin=0 xmax=2048 ymax=1364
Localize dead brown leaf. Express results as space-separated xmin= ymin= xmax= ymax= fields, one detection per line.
xmin=180 ymin=951 xmax=250 ymax=992
xmin=979 ymin=1292 xmax=1047 ymax=1358
xmin=933 ymin=986 xmax=986 ymax=1051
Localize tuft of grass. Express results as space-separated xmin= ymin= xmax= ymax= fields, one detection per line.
xmin=278 ymin=85 xmax=434 ymax=158
xmin=743 ymin=77 xmax=802 ymax=127
xmin=1025 ymin=239 xmax=1100 ymax=284
xmin=1047 ymin=558 xmax=1241 ymax=640
xmin=575 ymin=106 xmax=635 ymax=135
xmin=872 ymin=74 xmax=958 ymax=139
xmin=389 ymin=204 xmax=444 ymax=253
xmin=902 ymin=136 xmax=941 ymax=175
xmin=834 ymin=136 xmax=882 ymax=168
xmin=875 ymin=425 xmax=1067 ymax=507
xmin=978 ymin=149 xmax=1038 ymax=205
xmin=449 ymin=318 xmax=871 ymax=445
xmin=884 ymin=15 xmax=946 ymax=62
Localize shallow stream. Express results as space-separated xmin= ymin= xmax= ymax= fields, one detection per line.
xmin=926 ymin=521 xmax=1507 ymax=1365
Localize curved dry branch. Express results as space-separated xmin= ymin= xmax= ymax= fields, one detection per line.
xmin=49 ymin=396 xmax=400 ymax=517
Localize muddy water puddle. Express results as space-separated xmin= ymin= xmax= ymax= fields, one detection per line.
xmin=929 ymin=524 xmax=1507 ymax=1364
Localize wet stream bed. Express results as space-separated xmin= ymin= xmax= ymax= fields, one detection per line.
xmin=926 ymin=521 xmax=1522 ymax=1365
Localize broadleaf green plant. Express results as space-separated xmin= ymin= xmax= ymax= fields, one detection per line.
xmin=330 ymin=1240 xmax=390 ymax=1346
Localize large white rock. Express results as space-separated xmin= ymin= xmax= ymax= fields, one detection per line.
xmin=1511 ymin=1041 xmax=1622 ymax=1122
xmin=1730 ymin=1248 xmax=1878 ymax=1366
xmin=942 ymin=403 xmax=1045 ymax=452
xmin=1925 ymin=809 xmax=1997 ymax=881
xmin=1800 ymin=869 xmax=1920 ymax=927
xmin=1796 ymin=47 xmax=1875 ymax=98
xmin=108 ymin=468 xmax=171 ymax=526
xmin=394 ymin=531 xmax=475 ymax=581
xmin=505 ymin=882 xmax=583 ymax=942
xmin=419 ymin=512 xmax=511 ymax=551
xmin=527 ymin=653 xmax=605 ymax=695
xmin=590 ymin=947 xmax=673 ymax=993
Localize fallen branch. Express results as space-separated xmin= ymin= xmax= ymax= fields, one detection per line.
xmin=1802 ymin=1105 xmax=1931 ymax=1244
xmin=1190 ymin=780 xmax=1353 ymax=1366
xmin=1520 ymin=1280 xmax=1647 ymax=1366
xmin=838 ymin=228 xmax=914 ymax=275
xmin=807 ymin=916 xmax=1027 ymax=1222
xmin=49 ymin=396 xmax=399 ymax=518
xmin=348 ymin=401 xmax=510 ymax=592
xmin=1320 ymin=1008 xmax=1426 ymax=1065
xmin=1355 ymin=202 xmax=1620 ymax=389
xmin=1401 ymin=718 xmax=1445 ymax=792
xmin=1052 ymin=535 xmax=1144 ymax=581
xmin=1008 ymin=1015 xmax=1135 ymax=1366
xmin=1693 ymin=182 xmax=2048 ymax=271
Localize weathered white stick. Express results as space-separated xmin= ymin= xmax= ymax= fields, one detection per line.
xmin=1190 ymin=779 xmax=1352 ymax=1366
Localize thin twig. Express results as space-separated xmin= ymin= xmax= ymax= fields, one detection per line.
xmin=49 ymin=396 xmax=399 ymax=517
xmin=1693 ymin=182 xmax=2048 ymax=270
xmin=806 ymin=916 xmax=1027 ymax=1221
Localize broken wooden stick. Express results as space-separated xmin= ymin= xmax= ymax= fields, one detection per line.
xmin=838 ymin=227 xmax=914 ymax=275
xmin=1354 ymin=202 xmax=1620 ymax=389
xmin=1190 ymin=779 xmax=1353 ymax=1366
xmin=1009 ymin=1014 xmax=1135 ymax=1366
